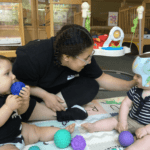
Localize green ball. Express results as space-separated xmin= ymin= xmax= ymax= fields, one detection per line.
xmin=54 ymin=129 xmax=71 ymax=148
xmin=28 ymin=146 xmax=40 ymax=150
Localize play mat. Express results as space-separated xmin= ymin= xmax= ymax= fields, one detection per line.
xmin=23 ymin=96 xmax=126 ymax=150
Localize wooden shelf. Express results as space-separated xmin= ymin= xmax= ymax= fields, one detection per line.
xmin=0 ymin=50 xmax=16 ymax=57
xmin=0 ymin=0 xmax=25 ymax=57
xmin=45 ymin=0 xmax=85 ymax=38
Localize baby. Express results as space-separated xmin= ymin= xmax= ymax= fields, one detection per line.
xmin=81 ymin=53 xmax=150 ymax=150
xmin=0 ymin=55 xmax=75 ymax=150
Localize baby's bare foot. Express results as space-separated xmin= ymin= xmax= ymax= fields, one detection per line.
xmin=81 ymin=123 xmax=95 ymax=133
xmin=65 ymin=123 xmax=75 ymax=134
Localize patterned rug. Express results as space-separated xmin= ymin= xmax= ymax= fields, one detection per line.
xmin=23 ymin=96 xmax=126 ymax=150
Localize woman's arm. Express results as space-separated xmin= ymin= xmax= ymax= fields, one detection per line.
xmin=15 ymin=78 xmax=48 ymax=100
xmin=95 ymin=72 xmax=137 ymax=91
xmin=15 ymin=79 xmax=46 ymax=101
xmin=0 ymin=104 xmax=13 ymax=127
xmin=30 ymin=86 xmax=66 ymax=111
xmin=30 ymin=86 xmax=49 ymax=100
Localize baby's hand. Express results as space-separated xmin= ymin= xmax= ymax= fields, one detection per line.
xmin=5 ymin=95 xmax=23 ymax=111
xmin=19 ymin=85 xmax=30 ymax=102
xmin=116 ymin=121 xmax=128 ymax=133
xmin=135 ymin=127 xmax=147 ymax=139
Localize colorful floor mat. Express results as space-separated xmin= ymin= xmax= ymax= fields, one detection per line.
xmin=23 ymin=96 xmax=126 ymax=150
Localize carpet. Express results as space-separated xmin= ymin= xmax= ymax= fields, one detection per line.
xmin=23 ymin=96 xmax=126 ymax=150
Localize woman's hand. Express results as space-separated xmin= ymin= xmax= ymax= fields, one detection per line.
xmin=43 ymin=93 xmax=66 ymax=112
xmin=135 ymin=127 xmax=147 ymax=139
xmin=5 ymin=95 xmax=23 ymax=111
xmin=19 ymin=85 xmax=30 ymax=103
xmin=116 ymin=121 xmax=128 ymax=133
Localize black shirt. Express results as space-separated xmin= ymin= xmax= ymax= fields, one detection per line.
xmin=0 ymin=95 xmax=22 ymax=144
xmin=12 ymin=37 xmax=103 ymax=92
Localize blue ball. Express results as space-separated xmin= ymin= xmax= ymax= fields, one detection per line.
xmin=11 ymin=81 xmax=25 ymax=95
xmin=54 ymin=129 xmax=71 ymax=148
xmin=119 ymin=131 xmax=134 ymax=147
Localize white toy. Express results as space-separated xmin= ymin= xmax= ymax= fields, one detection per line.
xmin=137 ymin=6 xmax=144 ymax=20
xmin=100 ymin=26 xmax=130 ymax=57
xmin=81 ymin=2 xmax=130 ymax=56
xmin=94 ymin=26 xmax=131 ymax=57
xmin=81 ymin=2 xmax=90 ymax=27
xmin=137 ymin=6 xmax=144 ymax=55
xmin=103 ymin=26 xmax=124 ymax=48
xmin=81 ymin=3 xmax=144 ymax=56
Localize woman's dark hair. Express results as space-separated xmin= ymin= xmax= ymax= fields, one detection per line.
xmin=54 ymin=24 xmax=94 ymax=66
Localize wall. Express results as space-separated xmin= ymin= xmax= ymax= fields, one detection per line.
xmin=91 ymin=0 xmax=142 ymax=25
xmin=91 ymin=0 xmax=121 ymax=24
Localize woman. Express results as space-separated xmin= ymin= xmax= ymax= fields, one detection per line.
xmin=12 ymin=24 xmax=137 ymax=122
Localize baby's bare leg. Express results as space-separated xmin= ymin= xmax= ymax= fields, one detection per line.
xmin=125 ymin=135 xmax=150 ymax=150
xmin=0 ymin=144 xmax=19 ymax=150
xmin=21 ymin=122 xmax=75 ymax=145
xmin=81 ymin=117 xmax=118 ymax=133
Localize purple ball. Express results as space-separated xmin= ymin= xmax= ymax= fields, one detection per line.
xmin=119 ymin=131 xmax=134 ymax=147
xmin=71 ymin=135 xmax=86 ymax=150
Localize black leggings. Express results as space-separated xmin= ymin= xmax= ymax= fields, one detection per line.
xmin=30 ymin=76 xmax=99 ymax=108
xmin=61 ymin=76 xmax=99 ymax=108
xmin=22 ymin=77 xmax=99 ymax=121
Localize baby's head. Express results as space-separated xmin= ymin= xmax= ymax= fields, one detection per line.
xmin=0 ymin=55 xmax=16 ymax=95
xmin=132 ymin=52 xmax=150 ymax=89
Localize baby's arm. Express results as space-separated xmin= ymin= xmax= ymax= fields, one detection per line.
xmin=116 ymin=96 xmax=133 ymax=132
xmin=17 ymin=86 xmax=30 ymax=115
xmin=17 ymin=99 xmax=29 ymax=115
xmin=118 ymin=96 xmax=133 ymax=122
xmin=12 ymin=79 xmax=30 ymax=115
xmin=144 ymin=124 xmax=150 ymax=135
xmin=0 ymin=95 xmax=22 ymax=127
xmin=0 ymin=104 xmax=13 ymax=127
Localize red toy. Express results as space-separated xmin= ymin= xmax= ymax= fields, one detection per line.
xmin=93 ymin=34 xmax=119 ymax=49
